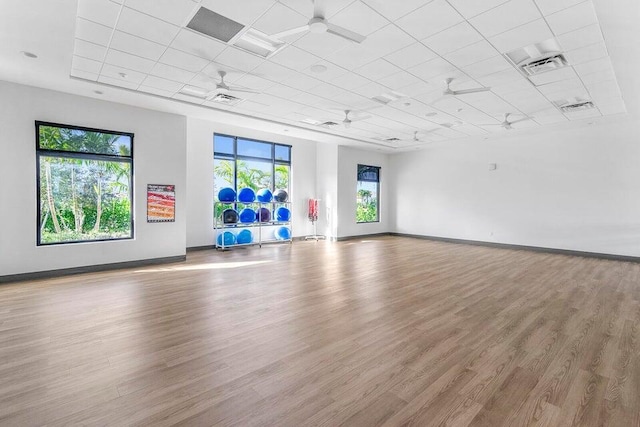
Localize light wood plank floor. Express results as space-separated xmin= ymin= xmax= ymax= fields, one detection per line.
xmin=1 ymin=236 xmax=639 ymax=426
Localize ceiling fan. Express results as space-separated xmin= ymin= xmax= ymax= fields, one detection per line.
xmin=480 ymin=113 xmax=532 ymax=130
xmin=271 ymin=0 xmax=366 ymax=43
xmin=341 ymin=109 xmax=370 ymax=128
xmin=204 ymin=71 xmax=259 ymax=100
xmin=430 ymin=78 xmax=491 ymax=105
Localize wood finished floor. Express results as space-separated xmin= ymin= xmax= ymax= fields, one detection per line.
xmin=1 ymin=236 xmax=639 ymax=426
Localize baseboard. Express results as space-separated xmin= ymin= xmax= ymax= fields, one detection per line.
xmin=186 ymin=245 xmax=216 ymax=252
xmin=336 ymin=232 xmax=392 ymax=241
xmin=0 ymin=255 xmax=187 ymax=284
xmin=390 ymin=232 xmax=640 ymax=263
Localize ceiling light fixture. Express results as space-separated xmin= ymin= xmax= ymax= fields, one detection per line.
xmin=118 ymin=72 xmax=127 ymax=78
xmin=425 ymin=112 xmax=437 ymax=117
xmin=310 ymin=64 xmax=327 ymax=73
xmin=94 ymin=90 xmax=103 ymax=95
xmin=20 ymin=51 xmax=37 ymax=58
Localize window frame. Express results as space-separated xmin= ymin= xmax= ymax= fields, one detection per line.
xmin=35 ymin=121 xmax=135 ymax=246
xmin=356 ymin=164 xmax=381 ymax=224
xmin=213 ymin=133 xmax=291 ymax=194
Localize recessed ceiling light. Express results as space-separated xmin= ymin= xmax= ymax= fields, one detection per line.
xmin=20 ymin=51 xmax=37 ymax=58
xmin=425 ymin=112 xmax=437 ymax=117
xmin=310 ymin=64 xmax=327 ymax=73
xmin=283 ymin=128 xmax=289 ymax=132
xmin=118 ymin=72 xmax=127 ymax=78
xmin=403 ymin=102 xmax=411 ymax=107
xmin=94 ymin=90 xmax=104 ymax=95
xmin=456 ymin=108 xmax=463 ymax=112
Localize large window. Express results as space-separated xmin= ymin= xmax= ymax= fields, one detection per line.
xmin=36 ymin=122 xmax=133 ymax=245
xmin=356 ymin=164 xmax=380 ymax=223
xmin=213 ymin=134 xmax=291 ymax=215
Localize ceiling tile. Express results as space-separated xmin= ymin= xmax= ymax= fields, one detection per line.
xmin=579 ymin=66 xmax=615 ymax=86
xmin=262 ymin=83 xmax=304 ymax=99
xmin=355 ymin=58 xmax=402 ymax=81
xmin=330 ymin=1 xmax=389 ymax=36
xmin=72 ymin=55 xmax=103 ymax=74
xmin=305 ymin=82 xmax=351 ymax=100
xmin=461 ymin=55 xmax=511 ymax=79
xmin=116 ymin=7 xmax=180 ymax=46
xmin=98 ymin=75 xmax=139 ymax=90
xmin=125 ymin=0 xmax=201 ymax=26
xmin=252 ymin=61 xmax=297 ymax=82
xmin=556 ymin=24 xmax=604 ymax=52
xmin=488 ymin=18 xmax=554 ymax=53
xmin=215 ymin=47 xmax=265 ymax=72
xmin=536 ymin=78 xmax=586 ymax=96
xmin=587 ymin=79 xmax=622 ymax=101
xmin=378 ymin=71 xmax=423 ymax=91
xmin=105 ymin=49 xmax=156 ymax=73
xmin=325 ymin=44 xmax=380 ymax=70
xmin=300 ymin=61 xmax=348 ymax=82
xmin=280 ymin=73 xmax=323 ymax=91
xmin=138 ymin=85 xmax=177 ymax=97
xmin=598 ymin=99 xmax=626 ymax=115
xmin=70 ymin=69 xmax=99 ymax=81
xmin=444 ymin=40 xmax=500 ymax=68
xmin=408 ymin=57 xmax=457 ymax=81
xmin=534 ymin=0 xmax=587 ymax=16
xmin=159 ymin=48 xmax=210 ymax=72
xmin=74 ymin=39 xmax=107 ymax=62
xmin=141 ymin=75 xmax=184 ymax=92
xmin=565 ymin=42 xmax=608 ymax=66
xmin=170 ymin=29 xmax=226 ymax=61
xmin=361 ymin=24 xmax=415 ymax=57
xmin=528 ymin=67 xmax=578 ymax=85
xmin=564 ymin=109 xmax=601 ymax=120
xmin=200 ymin=0 xmax=274 ymax=25
xmin=331 ymin=72 xmax=372 ymax=90
xmin=269 ymin=45 xmax=319 ymax=71
xmin=252 ymin=3 xmax=308 ymax=35
xmin=75 ymin=18 xmax=113 ymax=46
xmin=446 ymin=0 xmax=510 ymax=19
xmin=77 ymin=0 xmax=121 ymax=27
xmin=101 ymin=63 xmax=146 ymax=84
xmin=293 ymin=32 xmax=352 ymax=59
xmin=384 ymin=43 xmax=438 ymax=70
xmin=151 ymin=62 xmax=197 ymax=84
xmin=422 ymin=22 xmax=483 ymax=56
xmin=476 ymin=67 xmax=524 ymax=87
xmin=351 ymin=81 xmax=391 ymax=98
xmin=573 ymin=56 xmax=613 ymax=77
xmin=546 ymin=1 xmax=598 ymax=36
xmin=362 ymin=0 xmax=430 ymax=21
xmin=490 ymin=78 xmax=533 ymax=96
xmin=395 ymin=0 xmax=464 ymax=40
xmin=110 ymin=31 xmax=166 ymax=61
xmin=470 ymin=0 xmax=541 ymax=38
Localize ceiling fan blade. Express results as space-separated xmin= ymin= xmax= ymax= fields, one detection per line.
xmin=509 ymin=117 xmax=533 ymax=124
xmin=477 ymin=123 xmax=502 ymax=126
xmin=451 ymin=87 xmax=491 ymax=95
xmin=326 ymin=23 xmax=366 ymax=43
xmin=313 ymin=0 xmax=326 ymax=17
xmin=272 ymin=25 xmax=309 ymax=40
xmin=228 ymin=87 xmax=260 ymax=94
xmin=350 ymin=114 xmax=371 ymax=122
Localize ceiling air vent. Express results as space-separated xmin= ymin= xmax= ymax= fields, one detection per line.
xmin=209 ymin=93 xmax=241 ymax=105
xmin=384 ymin=137 xmax=400 ymax=142
xmin=320 ymin=121 xmax=340 ymax=127
xmin=520 ymin=53 xmax=568 ymax=76
xmin=560 ymin=101 xmax=595 ymax=113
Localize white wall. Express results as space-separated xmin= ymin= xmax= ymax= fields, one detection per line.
xmin=186 ymin=117 xmax=318 ymax=247
xmin=337 ymin=146 xmax=390 ymax=238
xmin=390 ymin=117 xmax=640 ymax=257
xmin=315 ymin=143 xmax=338 ymax=239
xmin=0 ymin=81 xmax=187 ymax=276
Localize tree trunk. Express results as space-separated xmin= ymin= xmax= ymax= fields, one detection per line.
xmin=92 ymin=178 xmax=102 ymax=233
xmin=44 ymin=161 xmax=61 ymax=233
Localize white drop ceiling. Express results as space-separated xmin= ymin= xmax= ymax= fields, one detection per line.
xmin=1 ymin=0 xmax=638 ymax=151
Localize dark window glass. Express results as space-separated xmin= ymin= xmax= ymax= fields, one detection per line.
xmin=356 ymin=164 xmax=380 ymax=223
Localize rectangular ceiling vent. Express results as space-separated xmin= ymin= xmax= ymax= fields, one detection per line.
xmin=520 ymin=54 xmax=569 ymax=76
xmin=560 ymin=101 xmax=595 ymax=113
xmin=210 ymin=93 xmax=242 ymax=105
xmin=187 ymin=7 xmax=245 ymax=43
xmin=372 ymin=91 xmax=406 ymax=105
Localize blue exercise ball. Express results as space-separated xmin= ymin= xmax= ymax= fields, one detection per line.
xmin=256 ymin=207 xmax=271 ymax=222
xmin=274 ymin=226 xmax=291 ymax=240
xmin=222 ymin=208 xmax=239 ymax=224
xmin=276 ymin=206 xmax=291 ymax=222
xmin=256 ymin=188 xmax=273 ymax=203
xmin=217 ymin=231 xmax=236 ymax=246
xmin=217 ymin=187 xmax=236 ymax=202
xmin=238 ymin=187 xmax=256 ymax=203
xmin=236 ymin=229 xmax=253 ymax=245
xmin=273 ymin=189 xmax=288 ymax=202
xmin=239 ymin=208 xmax=256 ymax=223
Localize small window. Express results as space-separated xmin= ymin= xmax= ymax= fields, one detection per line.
xmin=214 ymin=134 xmax=235 ymax=155
xmin=274 ymin=144 xmax=291 ymax=162
xmin=356 ymin=164 xmax=380 ymax=223
xmin=237 ymin=138 xmax=272 ymax=159
xmin=36 ymin=122 xmax=134 ymax=245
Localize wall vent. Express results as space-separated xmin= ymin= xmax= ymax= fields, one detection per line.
xmin=520 ymin=53 xmax=569 ymax=76
xmin=560 ymin=101 xmax=595 ymax=112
